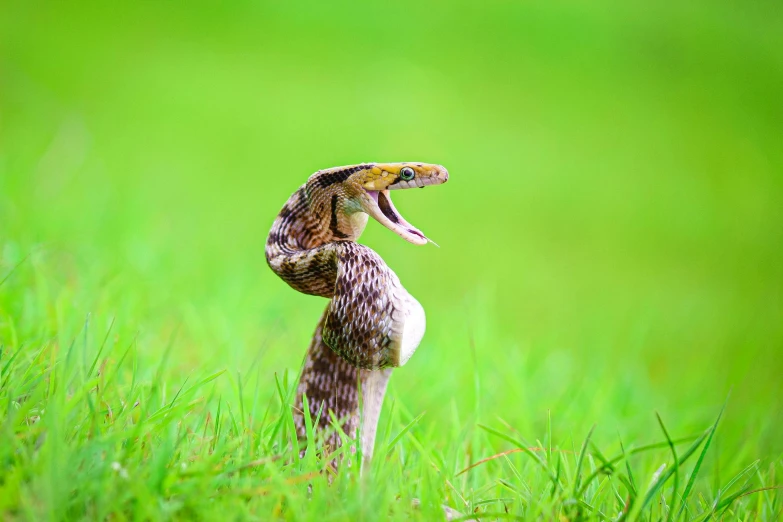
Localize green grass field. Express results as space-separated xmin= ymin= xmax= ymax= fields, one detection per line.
xmin=1 ymin=0 xmax=782 ymax=520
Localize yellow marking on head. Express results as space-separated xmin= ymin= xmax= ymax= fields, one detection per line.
xmin=359 ymin=162 xmax=448 ymax=191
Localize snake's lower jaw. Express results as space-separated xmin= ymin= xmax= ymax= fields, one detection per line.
xmin=364 ymin=190 xmax=430 ymax=246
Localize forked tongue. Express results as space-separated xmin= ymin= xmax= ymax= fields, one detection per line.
xmin=367 ymin=190 xmax=438 ymax=246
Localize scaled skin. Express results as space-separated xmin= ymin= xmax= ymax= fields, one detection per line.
xmin=265 ymin=162 xmax=448 ymax=460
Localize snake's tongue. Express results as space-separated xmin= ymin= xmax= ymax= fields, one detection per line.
xmin=365 ymin=190 xmax=434 ymax=246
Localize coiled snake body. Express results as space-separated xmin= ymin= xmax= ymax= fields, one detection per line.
xmin=266 ymin=163 xmax=448 ymax=463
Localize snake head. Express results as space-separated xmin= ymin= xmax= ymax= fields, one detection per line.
xmin=357 ymin=163 xmax=449 ymax=246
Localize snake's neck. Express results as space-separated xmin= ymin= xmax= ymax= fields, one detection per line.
xmin=266 ymin=185 xmax=370 ymax=297
xmin=270 ymin=184 xmax=368 ymax=251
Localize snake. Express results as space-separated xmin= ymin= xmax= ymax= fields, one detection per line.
xmin=265 ymin=162 xmax=449 ymax=464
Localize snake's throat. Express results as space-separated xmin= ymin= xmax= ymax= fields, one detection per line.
xmin=395 ymin=293 xmax=426 ymax=366
xmin=324 ymin=288 xmax=425 ymax=370
xmin=365 ymin=190 xmax=429 ymax=246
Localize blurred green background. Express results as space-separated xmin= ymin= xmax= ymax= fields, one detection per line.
xmin=2 ymin=0 xmax=781 ymax=463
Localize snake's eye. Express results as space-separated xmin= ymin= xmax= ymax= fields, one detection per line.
xmin=399 ymin=167 xmax=415 ymax=181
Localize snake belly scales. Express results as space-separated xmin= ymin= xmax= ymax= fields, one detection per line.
xmin=266 ymin=162 xmax=448 ymax=464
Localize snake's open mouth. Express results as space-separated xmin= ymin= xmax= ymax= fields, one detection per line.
xmin=365 ymin=190 xmax=430 ymax=246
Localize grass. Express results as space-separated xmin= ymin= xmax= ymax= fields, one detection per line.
xmin=0 ymin=250 xmax=780 ymax=520
xmin=1 ymin=0 xmax=782 ymax=519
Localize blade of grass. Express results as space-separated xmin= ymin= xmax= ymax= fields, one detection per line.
xmin=0 ymin=253 xmax=30 ymax=288
xmin=385 ymin=411 xmax=426 ymax=456
xmin=620 ymin=438 xmax=637 ymax=497
xmin=579 ymin=434 xmax=700 ymax=498
xmin=632 ymin=428 xmax=712 ymax=517
xmin=300 ymin=393 xmax=316 ymax=467
xmin=676 ymin=404 xmax=724 ymax=519
xmin=573 ymin=424 xmax=596 ymax=497
xmin=712 ymin=460 xmax=760 ymax=512
xmin=547 ymin=409 xmax=552 ymax=465
xmin=479 ymin=424 xmax=562 ymax=492
xmin=655 ymin=412 xmax=679 ymax=522
xmin=273 ymin=372 xmax=298 ymax=464
xmin=86 ymin=316 xmax=115 ymax=378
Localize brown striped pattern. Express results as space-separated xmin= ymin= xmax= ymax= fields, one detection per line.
xmin=265 ymin=162 xmax=447 ymax=462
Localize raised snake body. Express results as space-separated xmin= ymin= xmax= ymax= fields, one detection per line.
xmin=266 ymin=163 xmax=448 ymax=463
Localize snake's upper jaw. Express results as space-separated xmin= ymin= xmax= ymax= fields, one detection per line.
xmin=364 ymin=190 xmax=430 ymax=246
